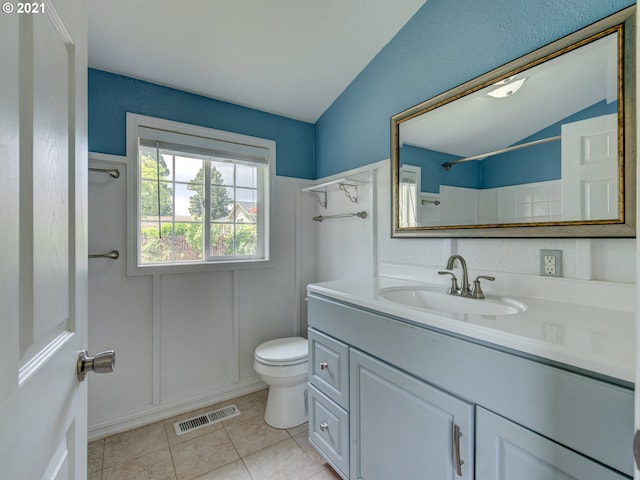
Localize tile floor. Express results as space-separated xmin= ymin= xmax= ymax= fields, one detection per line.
xmin=88 ymin=389 xmax=342 ymax=480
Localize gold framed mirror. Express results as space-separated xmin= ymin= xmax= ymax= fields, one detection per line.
xmin=391 ymin=6 xmax=635 ymax=238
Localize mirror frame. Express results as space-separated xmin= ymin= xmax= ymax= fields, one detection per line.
xmin=391 ymin=6 xmax=636 ymax=238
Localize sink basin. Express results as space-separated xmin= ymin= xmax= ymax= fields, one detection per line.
xmin=378 ymin=286 xmax=526 ymax=316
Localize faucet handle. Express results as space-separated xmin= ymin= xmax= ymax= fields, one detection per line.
xmin=472 ymin=275 xmax=495 ymax=299
xmin=438 ymin=270 xmax=460 ymax=295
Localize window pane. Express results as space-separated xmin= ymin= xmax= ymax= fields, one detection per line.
xmin=236 ymin=224 xmax=257 ymax=255
xmin=161 ymin=153 xmax=174 ymax=181
xmin=140 ymin=149 xmax=172 ymax=181
xmin=174 ymin=155 xmax=204 ymax=183
xmin=236 ymin=188 xmax=257 ymax=223
xmin=134 ymin=119 xmax=270 ymax=270
xmin=174 ymin=183 xmax=201 ymax=222
xmin=140 ymin=223 xmax=204 ymax=264
xmin=140 ymin=230 xmax=172 ymax=264
xmin=211 ymin=186 xmax=234 ymax=221
xmin=140 ymin=145 xmax=156 ymax=159
xmin=140 ymin=179 xmax=173 ymax=218
xmin=211 ymin=161 xmax=233 ymax=186
xmin=210 ymin=223 xmax=234 ymax=256
xmin=171 ymin=222 xmax=203 ymax=262
xmin=236 ymin=164 xmax=257 ymax=188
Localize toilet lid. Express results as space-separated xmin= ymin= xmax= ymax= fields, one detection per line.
xmin=255 ymin=337 xmax=308 ymax=365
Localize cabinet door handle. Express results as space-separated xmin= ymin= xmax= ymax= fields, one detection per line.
xmin=320 ymin=422 xmax=329 ymax=432
xmin=452 ymin=424 xmax=464 ymax=476
xmin=319 ymin=361 xmax=328 ymax=370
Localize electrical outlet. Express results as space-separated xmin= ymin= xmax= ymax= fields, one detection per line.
xmin=543 ymin=323 xmax=558 ymax=343
xmin=540 ymin=249 xmax=562 ymax=277
xmin=543 ymin=322 xmax=563 ymax=344
xmin=544 ymin=255 xmax=556 ymax=275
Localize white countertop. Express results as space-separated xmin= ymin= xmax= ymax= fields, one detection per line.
xmin=308 ymin=275 xmax=636 ymax=383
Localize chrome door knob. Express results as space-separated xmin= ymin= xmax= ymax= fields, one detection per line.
xmin=319 ymin=361 xmax=328 ymax=370
xmin=77 ymin=349 xmax=116 ymax=381
xmin=320 ymin=422 xmax=329 ymax=432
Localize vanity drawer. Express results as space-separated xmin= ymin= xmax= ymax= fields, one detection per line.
xmin=308 ymin=385 xmax=349 ymax=477
xmin=309 ymin=328 xmax=349 ymax=409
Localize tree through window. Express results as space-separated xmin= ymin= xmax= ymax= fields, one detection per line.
xmin=128 ymin=114 xmax=273 ymax=274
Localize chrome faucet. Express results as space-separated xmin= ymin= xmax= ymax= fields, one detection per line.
xmin=438 ymin=255 xmax=495 ymax=299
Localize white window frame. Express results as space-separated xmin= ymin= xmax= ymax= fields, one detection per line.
xmin=126 ymin=113 xmax=275 ymax=275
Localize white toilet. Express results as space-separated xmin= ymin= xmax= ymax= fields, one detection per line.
xmin=253 ymin=336 xmax=308 ymax=429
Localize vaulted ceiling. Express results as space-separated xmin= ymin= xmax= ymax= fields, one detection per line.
xmin=88 ymin=0 xmax=427 ymax=123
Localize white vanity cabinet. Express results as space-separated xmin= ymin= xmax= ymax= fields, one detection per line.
xmin=350 ymin=349 xmax=474 ymax=479
xmin=308 ymin=329 xmax=350 ymax=478
xmin=307 ymin=292 xmax=634 ymax=480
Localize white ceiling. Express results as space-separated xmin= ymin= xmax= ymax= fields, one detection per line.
xmin=88 ymin=0 xmax=427 ymax=123
xmin=400 ymin=33 xmax=618 ymax=158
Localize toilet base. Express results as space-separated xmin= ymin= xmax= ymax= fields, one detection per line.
xmin=264 ymin=382 xmax=308 ymax=429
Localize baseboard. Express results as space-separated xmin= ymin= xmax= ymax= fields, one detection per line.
xmin=88 ymin=378 xmax=266 ymax=441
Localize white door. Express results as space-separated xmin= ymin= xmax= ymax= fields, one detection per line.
xmin=560 ymin=113 xmax=619 ymax=221
xmin=0 ymin=1 xmax=90 ymax=478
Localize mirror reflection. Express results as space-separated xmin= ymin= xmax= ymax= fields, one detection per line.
xmin=395 ymin=29 xmax=623 ymax=231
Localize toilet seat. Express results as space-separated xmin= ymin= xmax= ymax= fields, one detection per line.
xmin=254 ymin=337 xmax=308 ymax=366
xmin=253 ymin=336 xmax=309 ymax=428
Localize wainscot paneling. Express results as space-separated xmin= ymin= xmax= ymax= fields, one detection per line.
xmin=314 ymin=160 xmax=635 ymax=284
xmin=312 ymin=165 xmax=377 ymax=283
xmin=87 ymin=153 xmax=316 ymax=440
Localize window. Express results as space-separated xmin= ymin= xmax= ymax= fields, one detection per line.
xmin=127 ymin=114 xmax=274 ymax=274
xmin=398 ymin=165 xmax=420 ymax=227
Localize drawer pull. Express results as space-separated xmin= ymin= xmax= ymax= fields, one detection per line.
xmin=320 ymin=422 xmax=329 ymax=432
xmin=452 ymin=424 xmax=464 ymax=476
xmin=319 ymin=361 xmax=328 ymax=370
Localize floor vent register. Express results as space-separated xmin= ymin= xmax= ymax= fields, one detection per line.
xmin=173 ymin=404 xmax=240 ymax=436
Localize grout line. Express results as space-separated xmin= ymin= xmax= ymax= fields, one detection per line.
xmin=221 ymin=424 xmax=242 ymax=458
xmin=239 ymin=456 xmax=256 ymax=480
xmin=99 ymin=439 xmax=105 ymax=480
xmin=219 ymin=419 xmax=248 ymax=477
xmin=162 ymin=419 xmax=179 ymax=480
xmin=98 ymin=391 xmax=299 ymax=480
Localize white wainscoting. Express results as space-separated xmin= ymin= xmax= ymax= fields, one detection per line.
xmin=312 ymin=165 xmax=377 ymax=282
xmin=438 ymin=180 xmax=562 ymax=226
xmin=87 ymin=153 xmax=316 ymax=440
xmin=88 ymin=154 xmax=635 ymax=439
xmin=314 ymin=160 xmax=635 ymax=285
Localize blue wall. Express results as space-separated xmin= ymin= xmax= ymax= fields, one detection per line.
xmin=402 ymin=100 xmax=618 ymax=192
xmin=400 ymin=145 xmax=481 ymax=193
xmin=315 ymin=0 xmax=634 ymax=178
xmin=88 ymin=69 xmax=316 ymax=179
xmin=481 ymin=100 xmax=617 ymax=188
xmin=89 ymin=0 xmax=633 ymax=181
